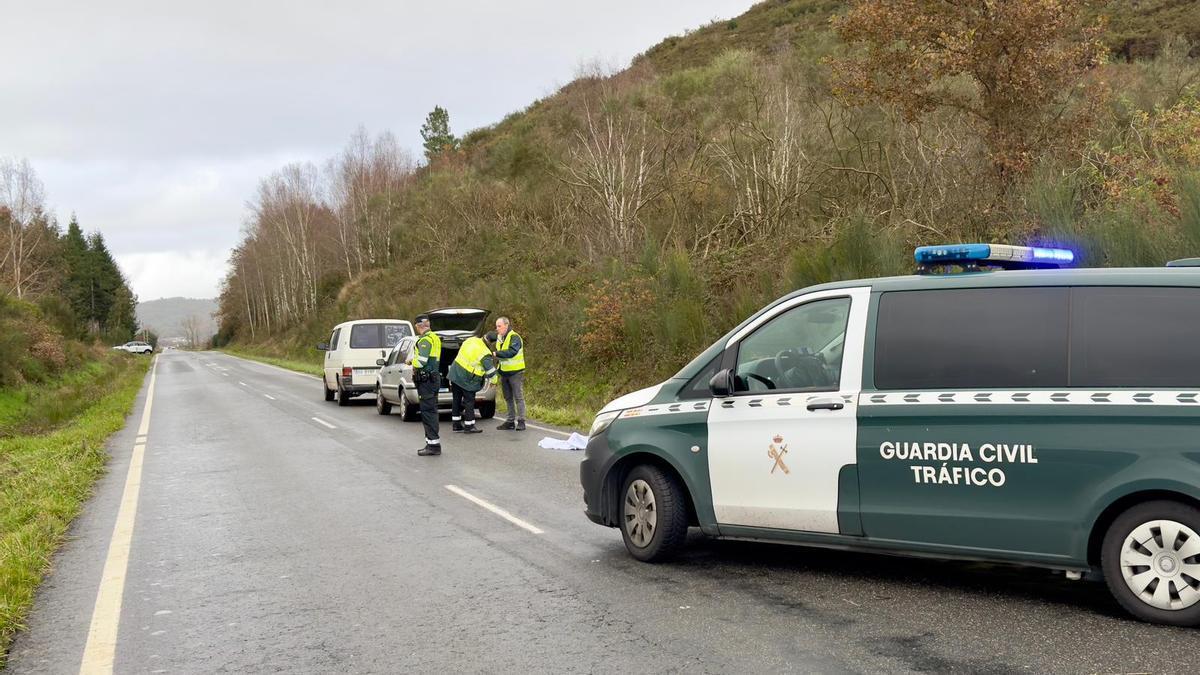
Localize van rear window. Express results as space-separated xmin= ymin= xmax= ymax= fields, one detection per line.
xmin=349 ymin=323 xmax=412 ymax=349
xmin=874 ymin=288 xmax=1069 ymax=390
xmin=1071 ymin=287 xmax=1200 ymax=387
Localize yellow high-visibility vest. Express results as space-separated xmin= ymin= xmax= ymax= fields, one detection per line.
xmin=411 ymin=331 xmax=442 ymax=369
xmin=497 ymin=330 xmax=526 ymax=373
xmin=454 ymin=336 xmax=491 ymax=377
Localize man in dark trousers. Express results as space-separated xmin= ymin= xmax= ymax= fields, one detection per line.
xmin=411 ymin=314 xmax=442 ymax=456
xmin=492 ymin=316 xmax=527 ymax=430
xmin=448 ymin=335 xmax=497 ymax=434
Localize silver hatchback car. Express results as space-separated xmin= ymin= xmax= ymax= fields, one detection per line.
xmin=373 ymin=307 xmax=497 ymax=420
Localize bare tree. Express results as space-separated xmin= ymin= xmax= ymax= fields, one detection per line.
xmin=181 ymin=314 xmax=203 ymax=349
xmin=0 ymin=157 xmax=54 ymax=299
xmin=557 ymin=103 xmax=665 ymax=254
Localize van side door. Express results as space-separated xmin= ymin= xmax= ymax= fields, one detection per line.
xmin=325 ymin=328 xmax=341 ymax=388
xmin=707 ymin=287 xmax=870 ymax=535
xmin=857 ymin=287 xmax=1075 ymax=559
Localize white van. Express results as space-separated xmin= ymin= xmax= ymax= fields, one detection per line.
xmin=318 ymin=319 xmax=414 ymax=406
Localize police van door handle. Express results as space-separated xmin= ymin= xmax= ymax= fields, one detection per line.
xmin=807 ymin=399 xmax=844 ymax=412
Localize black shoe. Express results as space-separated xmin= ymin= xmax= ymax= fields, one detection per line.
xmin=464 ymin=425 xmax=483 ymax=434
xmin=417 ymin=444 xmax=441 ymax=456
xmin=452 ymin=422 xmax=465 ymax=432
xmin=496 ymin=420 xmax=515 ymax=431
xmin=515 ymin=420 xmax=526 ymax=431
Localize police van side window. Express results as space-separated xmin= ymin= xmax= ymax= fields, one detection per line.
xmin=874 ymin=288 xmax=1068 ymax=390
xmin=331 ymin=328 xmax=341 ymax=350
xmin=733 ymin=297 xmax=851 ymax=393
xmin=1071 ymin=286 xmax=1200 ymax=387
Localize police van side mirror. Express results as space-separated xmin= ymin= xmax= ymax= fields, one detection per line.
xmin=709 ymin=369 xmax=735 ymax=397
xmin=316 ymin=342 xmax=329 ymax=351
xmin=376 ymin=358 xmax=387 ymax=366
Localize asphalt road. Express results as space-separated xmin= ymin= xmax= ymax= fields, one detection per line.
xmin=7 ymin=350 xmax=1199 ymax=673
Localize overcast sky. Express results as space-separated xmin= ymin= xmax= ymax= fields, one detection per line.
xmin=0 ymin=0 xmax=756 ymax=301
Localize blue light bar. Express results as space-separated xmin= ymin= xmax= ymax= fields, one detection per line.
xmin=914 ymin=243 xmax=1074 ymax=270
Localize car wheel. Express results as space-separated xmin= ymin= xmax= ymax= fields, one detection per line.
xmin=400 ymin=392 xmax=419 ymax=422
xmin=478 ymin=402 xmax=496 ymax=419
xmin=619 ymin=465 xmax=689 ymax=563
xmin=375 ymin=386 xmax=392 ymax=415
xmin=337 ymin=381 xmax=351 ymax=406
xmin=323 ymin=379 xmax=335 ymax=402
xmin=1102 ymin=500 xmax=1200 ymax=626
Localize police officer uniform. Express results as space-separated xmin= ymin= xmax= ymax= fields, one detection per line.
xmin=411 ymin=315 xmax=443 ymax=456
xmin=448 ymin=336 xmax=497 ymax=434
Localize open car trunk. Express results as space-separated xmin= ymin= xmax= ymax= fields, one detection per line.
xmin=426 ymin=307 xmax=490 ymax=389
xmin=426 ymin=307 xmax=489 ymax=335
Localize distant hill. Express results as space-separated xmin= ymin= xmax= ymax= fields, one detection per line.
xmin=137 ymin=297 xmax=217 ymax=339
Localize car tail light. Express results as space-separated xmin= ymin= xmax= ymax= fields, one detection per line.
xmin=342 ymin=367 xmax=353 ymax=377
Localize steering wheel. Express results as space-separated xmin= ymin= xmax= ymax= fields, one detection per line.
xmin=774 ymin=348 xmax=802 ymax=378
xmin=775 ymin=348 xmax=829 ymax=389
xmin=743 ymin=373 xmax=776 ymax=391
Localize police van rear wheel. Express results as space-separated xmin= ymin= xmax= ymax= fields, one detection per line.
xmin=1102 ymin=500 xmax=1200 ymax=626
xmin=620 ymin=465 xmax=688 ymax=563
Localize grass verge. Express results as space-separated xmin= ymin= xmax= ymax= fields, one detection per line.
xmin=0 ymin=354 xmax=150 ymax=667
xmin=219 ymin=346 xmax=322 ymax=378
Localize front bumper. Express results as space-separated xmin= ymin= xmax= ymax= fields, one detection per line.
xmin=580 ymin=429 xmax=614 ymax=527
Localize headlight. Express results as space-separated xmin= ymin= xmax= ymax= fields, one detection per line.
xmin=589 ymin=411 xmax=620 ymax=437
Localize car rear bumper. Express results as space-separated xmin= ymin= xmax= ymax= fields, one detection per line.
xmin=401 ymin=384 xmax=496 ymax=407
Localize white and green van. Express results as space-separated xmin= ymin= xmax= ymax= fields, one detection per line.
xmin=580 ymin=244 xmax=1200 ymax=625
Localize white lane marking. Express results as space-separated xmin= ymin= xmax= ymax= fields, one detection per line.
xmin=263 ymin=394 xmax=276 ymax=400
xmin=221 ymin=373 xmax=228 ymax=377
xmin=444 ymin=485 xmax=544 ymax=534
xmin=238 ymin=381 xmax=247 ymax=387
xmin=311 ymin=417 xmax=337 ymax=429
xmin=523 ymin=422 xmax=571 ymax=438
xmin=80 ymin=355 xmax=159 ymax=674
xmin=220 ymin=353 xmax=321 ymax=381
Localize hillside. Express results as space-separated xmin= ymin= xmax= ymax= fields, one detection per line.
xmin=218 ymin=0 xmax=1200 ymax=424
xmin=137 ymin=297 xmax=217 ymax=339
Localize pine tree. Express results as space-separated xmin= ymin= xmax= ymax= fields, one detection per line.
xmin=420 ymin=106 xmax=458 ymax=161
xmin=61 ymin=214 xmax=90 ymax=335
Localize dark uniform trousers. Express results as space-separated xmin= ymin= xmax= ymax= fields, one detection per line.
xmin=417 ymin=374 xmax=441 ymax=444
xmin=450 ymin=382 xmax=476 ymax=427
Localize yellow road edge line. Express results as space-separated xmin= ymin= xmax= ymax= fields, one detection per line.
xmin=444 ymin=484 xmax=545 ymax=535
xmin=79 ymin=355 xmax=159 ymax=675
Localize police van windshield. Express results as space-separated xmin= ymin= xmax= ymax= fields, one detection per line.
xmin=349 ymin=323 xmax=412 ymax=350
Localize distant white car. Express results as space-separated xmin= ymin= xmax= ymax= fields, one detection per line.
xmin=113 ymin=341 xmax=154 ymax=354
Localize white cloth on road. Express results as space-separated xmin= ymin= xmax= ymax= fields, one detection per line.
xmin=538 ymin=432 xmax=589 ymax=451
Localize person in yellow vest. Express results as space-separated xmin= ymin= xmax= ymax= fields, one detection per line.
xmin=492 ymin=316 xmax=526 ymax=431
xmin=411 ymin=314 xmax=443 ymax=456
xmin=448 ymin=335 xmax=497 ymax=434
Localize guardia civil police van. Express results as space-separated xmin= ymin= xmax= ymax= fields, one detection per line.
xmin=580 ymin=244 xmax=1200 ymax=626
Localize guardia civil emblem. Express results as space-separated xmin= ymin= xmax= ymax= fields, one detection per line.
xmin=768 ymin=434 xmax=790 ymax=475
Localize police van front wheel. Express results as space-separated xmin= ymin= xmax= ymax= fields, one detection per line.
xmin=1101 ymin=500 xmax=1200 ymax=626
xmin=620 ymin=465 xmax=688 ymax=563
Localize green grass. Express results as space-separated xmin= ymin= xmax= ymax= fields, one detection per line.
xmin=219 ymin=346 xmax=323 ymax=377
xmin=0 ymin=354 xmax=150 ymax=667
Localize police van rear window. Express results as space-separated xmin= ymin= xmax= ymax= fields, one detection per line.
xmin=874 ymin=288 xmax=1069 ymax=390
xmin=1071 ymin=287 xmax=1200 ymax=387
